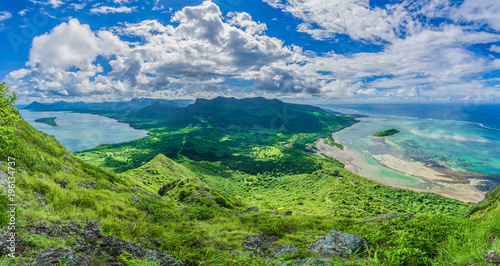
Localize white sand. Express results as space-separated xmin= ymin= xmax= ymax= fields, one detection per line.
xmin=316 ymin=138 xmax=484 ymax=203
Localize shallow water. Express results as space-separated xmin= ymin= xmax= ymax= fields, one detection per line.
xmin=19 ymin=110 xmax=148 ymax=152
xmin=322 ymin=105 xmax=500 ymax=192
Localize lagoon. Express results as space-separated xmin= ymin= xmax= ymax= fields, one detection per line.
xmin=18 ymin=110 xmax=148 ymax=152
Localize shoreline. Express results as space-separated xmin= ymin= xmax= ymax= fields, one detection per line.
xmin=316 ymin=138 xmax=484 ymax=203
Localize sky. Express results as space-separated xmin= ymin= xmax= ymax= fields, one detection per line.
xmin=0 ymin=0 xmax=500 ymax=103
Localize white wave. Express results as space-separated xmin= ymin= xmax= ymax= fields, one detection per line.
xmin=409 ymin=129 xmax=489 ymax=143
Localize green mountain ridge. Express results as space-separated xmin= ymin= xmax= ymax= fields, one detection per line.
xmin=2 ymin=84 xmax=500 ymax=265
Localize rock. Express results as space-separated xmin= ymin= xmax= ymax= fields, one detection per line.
xmin=77 ymin=183 xmax=89 ymax=189
xmin=270 ymin=245 xmax=300 ymax=259
xmin=236 ymin=211 xmax=245 ymax=216
xmin=145 ymin=252 xmax=180 ymax=265
xmin=132 ymin=194 xmax=142 ymax=203
xmin=34 ymin=192 xmax=50 ymax=213
xmin=283 ymin=211 xmax=293 ymax=216
xmin=307 ymin=230 xmax=371 ymax=258
xmin=0 ymin=170 xmax=8 ymax=189
xmin=86 ymin=179 xmax=97 ymax=189
xmin=62 ymin=165 xmax=72 ymax=173
xmin=246 ymin=206 xmax=259 ymax=213
xmin=82 ymin=220 xmax=103 ymax=238
xmin=33 ymin=248 xmax=88 ymax=266
xmin=63 ymin=153 xmax=70 ymax=159
xmin=131 ymin=188 xmax=149 ymax=195
xmin=468 ymin=192 xmax=492 ymax=214
xmin=0 ymin=161 xmax=3 ymax=167
xmin=151 ymin=194 xmax=166 ymax=202
xmin=230 ymin=250 xmax=244 ymax=258
xmin=41 ymin=155 xmax=45 ymax=161
xmin=485 ymin=250 xmax=500 ymax=264
xmin=17 ymin=169 xmax=28 ymax=175
xmin=277 ymin=258 xmax=331 ymax=265
xmin=243 ymin=232 xmax=278 ymax=255
xmin=112 ymin=185 xmax=120 ymax=190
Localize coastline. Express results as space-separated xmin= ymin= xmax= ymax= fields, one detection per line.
xmin=316 ymin=138 xmax=484 ymax=203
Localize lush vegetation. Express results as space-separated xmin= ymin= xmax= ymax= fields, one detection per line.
xmin=2 ymin=89 xmax=499 ymax=265
xmin=372 ymin=128 xmax=400 ymax=137
xmin=34 ymin=117 xmax=58 ymax=127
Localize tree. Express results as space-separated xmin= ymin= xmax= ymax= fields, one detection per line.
xmin=0 ymin=82 xmax=17 ymax=108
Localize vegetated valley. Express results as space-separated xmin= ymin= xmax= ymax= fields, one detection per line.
xmin=1 ymin=83 xmax=500 ymax=265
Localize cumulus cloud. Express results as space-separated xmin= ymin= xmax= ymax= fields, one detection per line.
xmin=90 ymin=6 xmax=136 ymax=15
xmin=452 ymin=0 xmax=500 ymax=31
xmin=491 ymin=45 xmax=500 ymax=53
xmin=6 ymin=1 xmax=500 ymax=102
xmin=30 ymin=0 xmax=64 ymax=8
xmin=262 ymin=0 xmax=404 ymax=42
xmin=0 ymin=11 xmax=12 ymax=22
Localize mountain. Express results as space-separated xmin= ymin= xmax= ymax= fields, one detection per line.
xmin=133 ymin=96 xmax=361 ymax=133
xmin=128 ymin=101 xmax=179 ymax=120
xmin=23 ymin=98 xmax=193 ymax=116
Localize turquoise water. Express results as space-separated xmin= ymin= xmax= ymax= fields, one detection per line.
xmin=18 ymin=110 xmax=148 ymax=152
xmin=322 ymin=105 xmax=500 ymax=191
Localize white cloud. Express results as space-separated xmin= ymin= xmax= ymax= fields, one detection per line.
xmin=18 ymin=9 xmax=29 ymax=16
xmin=262 ymin=0 xmax=405 ymax=42
xmin=90 ymin=6 xmax=135 ymax=15
xmin=6 ymin=1 xmax=500 ymax=102
xmin=69 ymin=3 xmax=86 ymax=11
xmin=0 ymin=11 xmax=12 ymax=22
xmin=30 ymin=0 xmax=64 ymax=8
xmin=452 ymin=0 xmax=500 ymax=31
xmin=490 ymin=45 xmax=500 ymax=53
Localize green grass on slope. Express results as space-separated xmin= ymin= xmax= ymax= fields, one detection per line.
xmin=182 ymin=160 xmax=473 ymax=218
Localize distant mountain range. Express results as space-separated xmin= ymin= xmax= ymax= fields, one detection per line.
xmin=23 ymin=98 xmax=193 ymax=114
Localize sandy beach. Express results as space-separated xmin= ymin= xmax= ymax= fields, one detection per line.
xmin=316 ymin=138 xmax=484 ymax=203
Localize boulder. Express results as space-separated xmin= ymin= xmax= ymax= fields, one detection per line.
xmin=77 ymin=183 xmax=89 ymax=189
xmin=246 ymin=206 xmax=259 ymax=213
xmin=63 ymin=153 xmax=70 ymax=159
xmin=270 ymin=245 xmax=300 ymax=258
xmin=307 ymin=230 xmax=371 ymax=258
xmin=236 ymin=211 xmax=245 ymax=216
xmin=82 ymin=220 xmax=103 ymax=238
xmin=86 ymin=179 xmax=97 ymax=189
xmin=283 ymin=211 xmax=293 ymax=216
xmin=485 ymin=250 xmax=500 ymax=264
xmin=132 ymin=194 xmax=142 ymax=203
xmin=243 ymin=232 xmax=278 ymax=255
xmin=33 ymin=249 xmax=88 ymax=266
xmin=145 ymin=251 xmax=180 ymax=266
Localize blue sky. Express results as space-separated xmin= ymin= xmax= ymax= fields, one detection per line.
xmin=1 ymin=0 xmax=499 ymax=103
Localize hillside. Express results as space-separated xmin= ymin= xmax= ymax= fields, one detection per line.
xmin=2 ymin=84 xmax=500 ymax=265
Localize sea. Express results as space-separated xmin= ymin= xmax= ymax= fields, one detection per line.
xmin=18 ymin=110 xmax=148 ymax=152
xmin=317 ymin=103 xmax=500 ymax=192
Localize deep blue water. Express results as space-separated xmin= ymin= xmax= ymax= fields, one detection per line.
xmin=317 ymin=103 xmax=500 ymax=130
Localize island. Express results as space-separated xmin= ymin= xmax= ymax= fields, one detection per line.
xmin=34 ymin=117 xmax=58 ymax=126
xmin=372 ymin=128 xmax=399 ymax=137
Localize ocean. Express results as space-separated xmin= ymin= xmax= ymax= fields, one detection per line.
xmin=317 ymin=103 xmax=500 ymax=194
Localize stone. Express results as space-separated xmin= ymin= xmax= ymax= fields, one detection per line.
xmin=17 ymin=169 xmax=28 ymax=175
xmin=307 ymin=230 xmax=371 ymax=258
xmin=270 ymin=245 xmax=300 ymax=258
xmin=63 ymin=153 xmax=70 ymax=159
xmin=41 ymin=155 xmax=45 ymax=161
xmin=283 ymin=210 xmax=293 ymax=216
xmin=34 ymin=192 xmax=50 ymax=213
xmin=145 ymin=252 xmax=180 ymax=265
xmin=132 ymin=194 xmax=142 ymax=203
xmin=243 ymin=232 xmax=278 ymax=255
xmin=86 ymin=179 xmax=97 ymax=189
xmin=0 ymin=170 xmax=8 ymax=189
xmin=485 ymin=250 xmax=500 ymax=264
xmin=33 ymin=249 xmax=88 ymax=266
xmin=77 ymin=183 xmax=89 ymax=189
xmin=82 ymin=220 xmax=103 ymax=238
xmin=62 ymin=165 xmax=72 ymax=173
xmin=236 ymin=211 xmax=245 ymax=216
xmin=246 ymin=206 xmax=259 ymax=213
